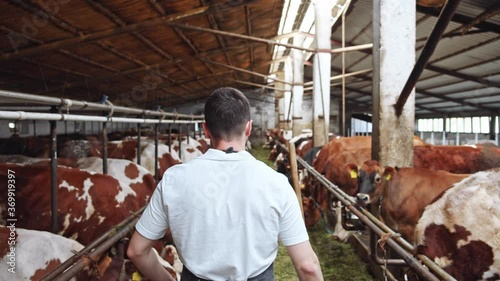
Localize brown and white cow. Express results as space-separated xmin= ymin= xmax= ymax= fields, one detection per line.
xmin=0 ymin=226 xmax=103 ymax=281
xmin=62 ymin=139 xmax=182 ymax=178
xmin=355 ymin=161 xmax=469 ymax=242
xmin=0 ymin=156 xmax=156 ymax=206
xmin=171 ymin=139 xmax=203 ymax=163
xmin=0 ymin=163 xmax=144 ymax=246
xmin=196 ymin=137 xmax=211 ymax=153
xmin=413 ymin=168 xmax=500 ymax=281
xmin=0 ymin=226 xmax=182 ymax=281
xmin=302 ymin=137 xmax=372 ymax=234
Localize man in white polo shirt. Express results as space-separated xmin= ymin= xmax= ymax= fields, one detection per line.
xmin=127 ymin=87 xmax=323 ymax=281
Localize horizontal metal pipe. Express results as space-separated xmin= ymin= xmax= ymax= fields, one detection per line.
xmin=168 ymin=23 xmax=372 ymax=55
xmin=53 ymin=217 xmax=139 ymax=281
xmin=303 ymin=69 xmax=373 ymax=87
xmin=0 ymin=111 xmax=203 ymax=124
xmin=0 ymin=90 xmax=203 ymax=120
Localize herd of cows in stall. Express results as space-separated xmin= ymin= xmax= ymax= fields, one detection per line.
xmin=0 ymin=129 xmax=209 ymax=280
xmin=266 ymin=129 xmax=500 ymax=281
xmin=0 ymin=127 xmax=498 ymax=280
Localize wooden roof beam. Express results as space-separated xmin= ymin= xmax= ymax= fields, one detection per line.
xmin=223 ymin=78 xmax=280 ymax=91
xmin=0 ymin=6 xmax=208 ymax=62
xmin=84 ymin=0 xmax=198 ymax=93
xmin=202 ymin=59 xmax=293 ymax=86
xmin=200 ymin=0 xmax=236 ymax=82
xmin=38 ymin=44 xmax=258 ymax=94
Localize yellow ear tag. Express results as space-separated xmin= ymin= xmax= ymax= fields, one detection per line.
xmin=132 ymin=272 xmax=142 ymax=281
xmin=350 ymin=170 xmax=358 ymax=178
xmin=385 ymin=174 xmax=391 ymax=181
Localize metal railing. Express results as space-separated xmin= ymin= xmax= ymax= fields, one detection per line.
xmin=275 ymin=141 xmax=456 ymax=281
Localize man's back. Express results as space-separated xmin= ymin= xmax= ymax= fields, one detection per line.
xmin=139 ymin=149 xmax=307 ymax=280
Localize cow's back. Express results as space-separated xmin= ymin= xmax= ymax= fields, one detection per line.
xmin=0 ymin=163 xmax=142 ymax=245
xmin=414 ymin=168 xmax=500 ymax=281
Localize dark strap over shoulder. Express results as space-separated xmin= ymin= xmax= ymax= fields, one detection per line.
xmin=181 ymin=263 xmax=274 ymax=281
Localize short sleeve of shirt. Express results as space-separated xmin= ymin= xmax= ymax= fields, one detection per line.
xmin=135 ymin=179 xmax=169 ymax=240
xmin=278 ymin=182 xmax=309 ymax=246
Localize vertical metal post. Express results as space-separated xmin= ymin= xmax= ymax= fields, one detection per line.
xmin=168 ymin=124 xmax=172 ymax=152
xmin=154 ymin=121 xmax=159 ymax=182
xmin=136 ymin=123 xmax=142 ymax=166
xmin=489 ymin=115 xmax=496 ymax=141
xmin=186 ymin=123 xmax=190 ymax=145
xmin=372 ymin=0 xmax=381 ymax=161
xmin=33 ymin=120 xmax=37 ymax=136
xmin=74 ymin=121 xmax=77 ymax=133
xmin=64 ymin=121 xmax=67 ymax=135
xmin=456 ymin=131 xmax=460 ymax=145
xmin=49 ymin=107 xmax=58 ymax=234
xmin=442 ymin=116 xmax=447 ymax=145
xmin=288 ymin=142 xmax=303 ymax=220
xmin=102 ymin=122 xmax=108 ymax=175
xmin=341 ymin=0 xmax=347 ymax=136
xmin=178 ymin=124 xmax=182 ymax=160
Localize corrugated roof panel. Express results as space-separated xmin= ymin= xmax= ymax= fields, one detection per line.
xmin=459 ymin=60 xmax=500 ymax=77
xmin=448 ymin=87 xmax=500 ymax=100
xmin=418 ymin=75 xmax=463 ymax=90
xmin=429 ymin=80 xmax=484 ymax=94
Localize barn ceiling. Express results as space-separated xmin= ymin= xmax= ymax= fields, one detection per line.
xmin=0 ymin=0 xmax=499 ymax=119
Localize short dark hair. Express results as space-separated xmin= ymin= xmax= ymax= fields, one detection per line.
xmin=204 ymin=87 xmax=251 ymax=141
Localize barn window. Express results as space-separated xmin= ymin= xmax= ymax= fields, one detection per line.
xmin=433 ymin=118 xmax=443 ymax=132
xmin=448 ymin=118 xmax=458 ymax=133
xmin=463 ymin=117 xmax=472 ymax=133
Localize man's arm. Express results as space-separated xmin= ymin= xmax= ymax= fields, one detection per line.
xmin=127 ymin=230 xmax=176 ymax=281
xmin=286 ymin=240 xmax=324 ymax=281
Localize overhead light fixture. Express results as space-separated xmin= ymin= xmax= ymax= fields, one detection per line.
xmin=8 ymin=122 xmax=15 ymax=129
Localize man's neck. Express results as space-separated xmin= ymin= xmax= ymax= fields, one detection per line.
xmin=212 ymin=138 xmax=246 ymax=152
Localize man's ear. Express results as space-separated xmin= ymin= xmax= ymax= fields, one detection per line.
xmin=202 ymin=123 xmax=212 ymax=139
xmin=244 ymin=120 xmax=252 ymax=137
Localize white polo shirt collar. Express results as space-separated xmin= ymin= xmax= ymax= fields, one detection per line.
xmin=199 ymin=148 xmax=254 ymax=161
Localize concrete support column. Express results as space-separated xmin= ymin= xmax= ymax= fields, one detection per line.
xmin=291 ymin=45 xmax=304 ymax=136
xmin=372 ymin=0 xmax=416 ymax=166
xmin=312 ymin=0 xmax=331 ymax=147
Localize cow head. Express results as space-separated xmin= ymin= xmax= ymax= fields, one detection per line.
xmin=355 ymin=160 xmax=388 ymax=206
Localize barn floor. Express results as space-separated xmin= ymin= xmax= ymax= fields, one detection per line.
xmin=249 ymin=146 xmax=375 ymax=280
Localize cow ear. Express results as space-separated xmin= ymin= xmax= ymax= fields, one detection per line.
xmin=345 ymin=163 xmax=358 ymax=178
xmin=383 ymin=166 xmax=396 ymax=181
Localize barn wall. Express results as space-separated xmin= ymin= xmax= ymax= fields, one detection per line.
xmin=165 ymin=89 xmax=276 ymax=144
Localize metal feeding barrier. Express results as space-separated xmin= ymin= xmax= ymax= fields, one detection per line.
xmin=0 ymin=89 xmax=203 ymax=234
xmin=39 ymin=206 xmax=145 ymax=281
xmin=276 ymin=141 xmax=456 ymax=281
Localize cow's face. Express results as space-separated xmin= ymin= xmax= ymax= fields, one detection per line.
xmin=355 ymin=160 xmax=386 ymax=206
xmin=302 ymin=196 xmax=322 ymax=228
